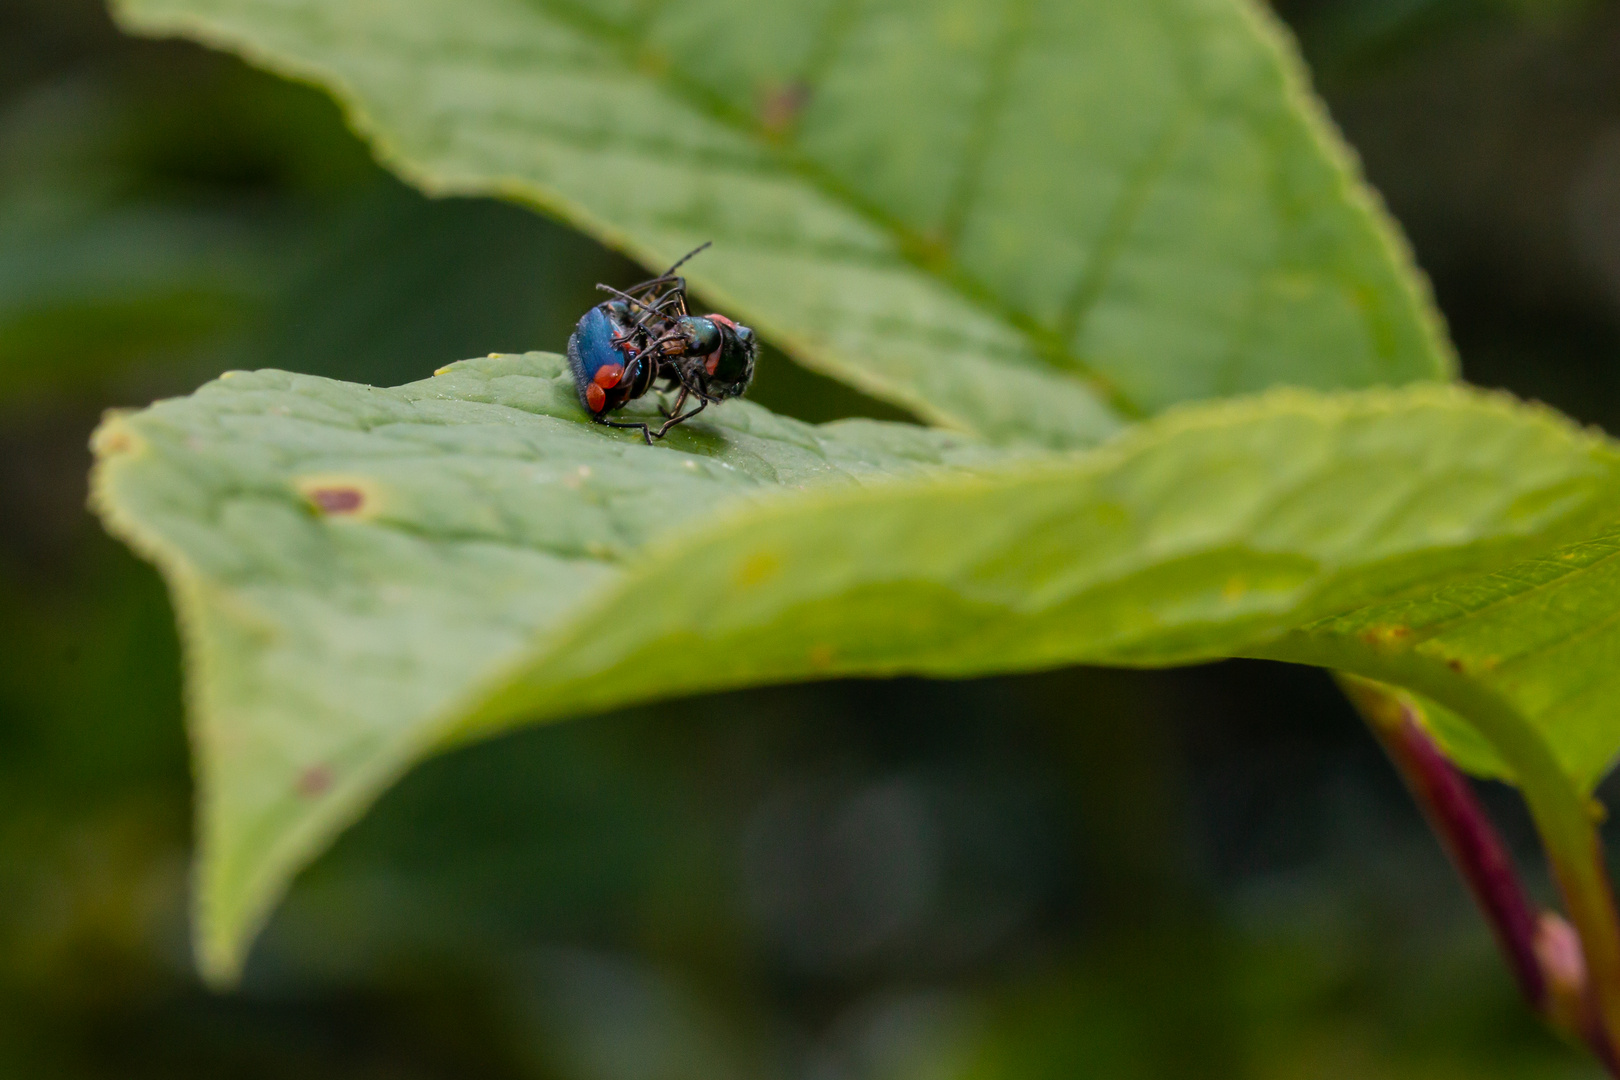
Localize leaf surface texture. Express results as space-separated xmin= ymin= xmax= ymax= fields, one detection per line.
xmin=92 ymin=357 xmax=1620 ymax=978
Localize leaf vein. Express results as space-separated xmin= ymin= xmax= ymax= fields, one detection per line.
xmin=940 ymin=0 xmax=1034 ymax=250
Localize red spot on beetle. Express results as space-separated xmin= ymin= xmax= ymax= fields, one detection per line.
xmin=593 ymin=364 xmax=624 ymax=389
xmin=585 ymin=383 xmax=607 ymax=412
xmin=309 ymin=487 xmax=364 ymax=514
xmin=298 ymin=764 xmax=333 ymax=797
xmin=703 ymin=315 xmax=734 ymax=375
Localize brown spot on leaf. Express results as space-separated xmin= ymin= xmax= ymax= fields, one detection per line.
xmin=309 ymin=487 xmax=364 ymax=514
xmin=759 ymin=81 xmax=810 ymax=136
xmin=297 ymin=765 xmax=333 ymax=798
xmin=808 ymin=644 xmax=835 ymax=670
xmin=296 ymin=475 xmax=381 ymax=519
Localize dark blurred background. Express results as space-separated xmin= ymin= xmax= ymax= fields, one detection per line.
xmin=2 ymin=0 xmax=1618 ymax=1076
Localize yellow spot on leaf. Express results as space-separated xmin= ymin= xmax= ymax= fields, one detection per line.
xmin=91 ymin=420 xmax=142 ymax=458
xmin=735 ymin=552 xmax=781 ymax=589
xmin=1359 ymin=624 xmax=1413 ymax=647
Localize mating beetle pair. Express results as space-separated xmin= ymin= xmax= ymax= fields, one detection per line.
xmin=567 ymin=243 xmax=758 ymax=442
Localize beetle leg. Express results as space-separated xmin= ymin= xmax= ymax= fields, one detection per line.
xmin=596 ymin=284 xmax=667 ymax=321
xmin=639 ymin=329 xmax=688 ymax=360
xmin=629 ymin=295 xmax=687 ymax=335
xmin=653 ymin=398 xmax=707 ymax=439
xmin=658 ymin=385 xmax=690 ymax=420
xmin=599 ymin=417 xmax=657 ymax=444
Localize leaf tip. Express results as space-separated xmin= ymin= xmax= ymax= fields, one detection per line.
xmin=193 ymin=909 xmax=250 ymax=992
xmin=90 ymin=414 xmax=144 ymax=460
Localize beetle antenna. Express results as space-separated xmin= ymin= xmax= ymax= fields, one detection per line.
xmin=659 ymin=241 xmax=711 ymax=277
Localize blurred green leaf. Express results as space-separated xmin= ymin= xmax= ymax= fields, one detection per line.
xmin=89 ymin=358 xmax=1619 ymax=980
xmin=0 ymin=206 xmax=275 ymax=390
xmin=112 ymin=0 xmax=1452 ymax=446
xmin=1287 ymin=0 xmax=1599 ymax=76
xmin=0 ymin=63 xmax=370 ymax=400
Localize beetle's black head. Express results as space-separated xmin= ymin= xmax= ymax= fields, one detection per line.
xmin=703 ymin=315 xmax=757 ymax=399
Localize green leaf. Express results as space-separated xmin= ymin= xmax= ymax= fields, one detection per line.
xmin=90 ymin=355 xmax=1619 ymax=981
xmin=110 ymin=0 xmax=1452 ymax=446
xmin=100 ymin=0 xmax=1620 ymax=1008
xmin=1261 ymin=524 xmax=1620 ymax=794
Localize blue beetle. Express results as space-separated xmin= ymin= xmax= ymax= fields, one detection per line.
xmin=566 ymin=298 xmax=658 ymax=427
xmin=567 ymin=243 xmax=758 ymax=442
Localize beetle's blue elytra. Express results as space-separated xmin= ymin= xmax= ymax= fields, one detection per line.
xmin=567 ymin=304 xmax=645 ymax=416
